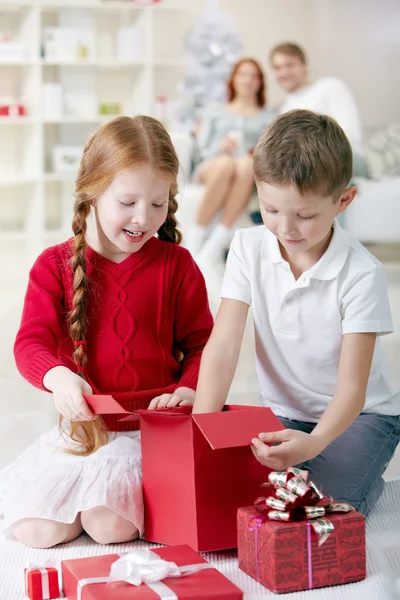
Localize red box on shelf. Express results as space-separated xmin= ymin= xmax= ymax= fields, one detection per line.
xmin=62 ymin=544 xmax=243 ymax=600
xmin=0 ymin=104 xmax=27 ymax=116
xmin=24 ymin=566 xmax=59 ymax=600
xmin=237 ymin=506 xmax=366 ymax=594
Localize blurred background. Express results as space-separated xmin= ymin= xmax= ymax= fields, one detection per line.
xmin=0 ymin=0 xmax=399 ymax=474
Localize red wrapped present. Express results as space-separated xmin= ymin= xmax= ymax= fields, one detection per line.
xmin=24 ymin=561 xmax=60 ymax=600
xmin=237 ymin=468 xmax=366 ymax=594
xmin=62 ymin=544 xmax=243 ymax=599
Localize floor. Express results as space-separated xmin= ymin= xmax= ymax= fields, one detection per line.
xmin=0 ymin=234 xmax=399 ymax=480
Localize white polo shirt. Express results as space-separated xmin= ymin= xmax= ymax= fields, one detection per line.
xmin=221 ymin=223 xmax=400 ymax=421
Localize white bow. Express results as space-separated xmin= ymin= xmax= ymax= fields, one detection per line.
xmin=26 ymin=559 xmax=56 ymax=571
xmin=109 ymin=549 xmax=182 ymax=586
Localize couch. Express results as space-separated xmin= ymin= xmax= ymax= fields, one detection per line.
xmin=171 ymin=124 xmax=400 ymax=244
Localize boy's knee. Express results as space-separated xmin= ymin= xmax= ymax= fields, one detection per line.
xmin=347 ymin=476 xmax=385 ymax=517
xmin=13 ymin=518 xmax=79 ymax=549
xmin=81 ymin=506 xmax=139 ymax=544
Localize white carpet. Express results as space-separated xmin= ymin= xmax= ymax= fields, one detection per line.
xmin=1 ymin=480 xmax=399 ymax=600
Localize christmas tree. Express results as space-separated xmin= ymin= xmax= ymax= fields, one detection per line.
xmin=176 ymin=0 xmax=242 ymax=132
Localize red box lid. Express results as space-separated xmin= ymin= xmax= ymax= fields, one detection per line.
xmin=193 ymin=407 xmax=283 ymax=449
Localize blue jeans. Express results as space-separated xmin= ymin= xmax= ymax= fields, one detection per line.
xmin=278 ymin=413 xmax=400 ymax=516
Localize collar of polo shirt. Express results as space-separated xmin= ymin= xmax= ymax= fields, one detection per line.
xmin=261 ymin=219 xmax=351 ymax=281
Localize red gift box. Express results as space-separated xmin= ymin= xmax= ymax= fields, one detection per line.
xmin=238 ymin=469 xmax=367 ymax=597
xmin=24 ymin=565 xmax=60 ymax=600
xmin=85 ymin=395 xmax=283 ymax=552
xmin=62 ymin=544 xmax=243 ymax=599
xmin=238 ymin=506 xmax=366 ymax=593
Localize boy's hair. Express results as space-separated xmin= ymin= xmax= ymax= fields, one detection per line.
xmin=253 ymin=109 xmax=353 ymax=197
xmin=66 ymin=115 xmax=181 ymax=456
xmin=270 ymin=42 xmax=307 ymax=65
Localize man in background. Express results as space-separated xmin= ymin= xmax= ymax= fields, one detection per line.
xmin=270 ymin=42 xmax=369 ymax=178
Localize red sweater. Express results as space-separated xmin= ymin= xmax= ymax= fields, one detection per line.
xmin=14 ymin=237 xmax=213 ymax=431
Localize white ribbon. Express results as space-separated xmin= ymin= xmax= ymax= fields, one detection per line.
xmin=77 ymin=549 xmax=213 ymax=600
xmin=25 ymin=560 xmax=55 ymax=599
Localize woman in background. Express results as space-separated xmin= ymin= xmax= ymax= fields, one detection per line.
xmin=185 ymin=58 xmax=274 ymax=264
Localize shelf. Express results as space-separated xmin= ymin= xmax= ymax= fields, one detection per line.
xmin=151 ymin=58 xmax=187 ymax=67
xmin=44 ymin=172 xmax=77 ymax=182
xmin=97 ymin=60 xmax=147 ymax=68
xmin=40 ymin=2 xmax=146 ymax=11
xmin=0 ymin=4 xmax=31 ymax=11
xmin=0 ymin=0 xmax=191 ymax=238
xmin=0 ymin=174 xmax=39 ymax=186
xmin=0 ymin=230 xmax=29 ymax=241
xmin=41 ymin=59 xmax=147 ymax=67
xmin=44 ymin=115 xmax=101 ymax=124
xmin=39 ymin=2 xmax=185 ymax=11
xmin=0 ymin=116 xmax=38 ymax=124
xmin=98 ymin=114 xmax=123 ymax=123
xmin=0 ymin=60 xmax=38 ymax=66
xmin=41 ymin=59 xmax=97 ymax=67
xmin=0 ymin=173 xmax=78 ymax=184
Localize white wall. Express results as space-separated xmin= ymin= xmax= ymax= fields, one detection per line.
xmin=311 ymin=0 xmax=400 ymax=127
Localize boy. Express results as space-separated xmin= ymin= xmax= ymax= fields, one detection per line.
xmin=193 ymin=110 xmax=400 ymax=515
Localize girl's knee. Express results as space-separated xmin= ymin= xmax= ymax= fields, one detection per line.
xmin=236 ymin=155 xmax=255 ymax=181
xmin=213 ymin=155 xmax=236 ymax=178
xmin=81 ymin=506 xmax=139 ymax=545
xmin=13 ymin=517 xmax=82 ymax=549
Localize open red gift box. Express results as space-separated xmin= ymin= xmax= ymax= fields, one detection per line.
xmin=85 ymin=395 xmax=283 ymax=552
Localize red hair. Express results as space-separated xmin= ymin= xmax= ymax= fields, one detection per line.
xmin=227 ymin=58 xmax=266 ymax=108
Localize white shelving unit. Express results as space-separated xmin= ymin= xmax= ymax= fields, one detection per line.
xmin=0 ymin=0 xmax=198 ymax=241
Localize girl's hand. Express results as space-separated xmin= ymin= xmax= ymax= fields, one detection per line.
xmin=251 ymin=430 xmax=326 ymax=471
xmin=220 ymin=136 xmax=238 ymax=154
xmin=43 ymin=365 xmax=95 ymax=421
xmin=148 ymin=386 xmax=195 ymax=410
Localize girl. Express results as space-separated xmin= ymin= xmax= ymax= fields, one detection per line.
xmin=0 ymin=115 xmax=213 ymax=548
xmin=186 ymin=58 xmax=275 ymax=264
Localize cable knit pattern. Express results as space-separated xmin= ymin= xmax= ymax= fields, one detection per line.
xmin=109 ymin=269 xmax=138 ymax=390
xmin=14 ymin=237 xmax=213 ymax=431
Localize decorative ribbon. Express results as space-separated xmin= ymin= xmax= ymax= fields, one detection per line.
xmin=248 ymin=514 xmax=267 ymax=585
xmin=255 ymin=467 xmax=353 ymax=545
xmin=25 ymin=560 xmax=56 ymax=599
xmin=248 ymin=468 xmax=354 ymax=589
xmin=77 ymin=549 xmax=213 ymax=600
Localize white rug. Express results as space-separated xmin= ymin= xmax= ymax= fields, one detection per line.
xmin=1 ymin=480 xmax=399 ymax=600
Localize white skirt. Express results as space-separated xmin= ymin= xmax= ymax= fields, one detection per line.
xmin=0 ymin=425 xmax=143 ymax=536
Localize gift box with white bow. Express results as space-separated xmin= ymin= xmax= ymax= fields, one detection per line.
xmin=61 ymin=544 xmax=243 ymax=599
xmin=24 ymin=561 xmax=60 ymax=600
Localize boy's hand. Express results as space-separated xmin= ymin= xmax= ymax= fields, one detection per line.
xmin=251 ymin=430 xmax=325 ymax=471
xmin=148 ymin=387 xmax=195 ymax=409
xmin=44 ymin=365 xmax=95 ymax=422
